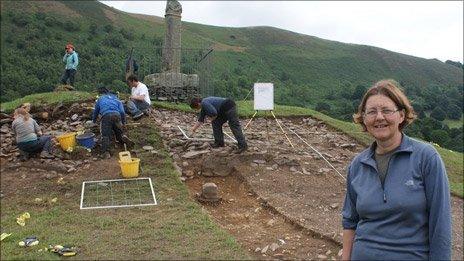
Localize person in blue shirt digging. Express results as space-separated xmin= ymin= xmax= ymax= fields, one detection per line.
xmin=92 ymin=87 xmax=133 ymax=159
xmin=189 ymin=97 xmax=248 ymax=154
xmin=342 ymin=79 xmax=451 ymax=260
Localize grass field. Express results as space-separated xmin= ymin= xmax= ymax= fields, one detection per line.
xmin=0 ymin=119 xmax=248 ymax=259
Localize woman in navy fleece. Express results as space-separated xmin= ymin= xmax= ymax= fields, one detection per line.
xmin=342 ymin=79 xmax=451 ymax=260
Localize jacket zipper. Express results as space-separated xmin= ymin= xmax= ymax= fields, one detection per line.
xmin=380 ymin=155 xmax=395 ymax=203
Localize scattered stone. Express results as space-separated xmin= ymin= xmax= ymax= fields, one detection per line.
xmin=184 ymin=170 xmax=194 ymax=177
xmin=340 ymin=143 xmax=356 ymax=149
xmin=302 ymin=167 xmax=311 ymax=175
xmin=45 ymin=173 xmax=57 ymax=180
xmin=325 ymin=250 xmax=332 ymax=255
xmin=290 ymin=167 xmax=298 ymax=172
xmin=253 ymin=159 xmax=266 ymax=165
xmin=278 ymin=239 xmax=286 ymax=245
xmin=338 ymin=249 xmax=343 ymax=257
xmin=255 ymin=247 xmax=261 ymax=252
xmin=318 ymin=168 xmax=331 ymax=174
xmin=261 ymin=245 xmax=269 ymax=254
xmin=0 ymin=125 xmax=9 ymax=134
xmin=266 ymin=219 xmax=276 ymax=227
xmin=67 ymin=167 xmax=76 ymax=173
xmin=180 ymin=176 xmax=187 ymax=182
xmin=317 ymin=254 xmax=327 ymax=260
xmin=270 ymin=242 xmax=280 ymax=251
xmin=322 ymin=152 xmax=333 ymax=159
xmin=182 ymin=161 xmax=189 ymax=167
xmin=71 ymin=114 xmax=79 ymax=121
xmin=330 ymin=203 xmax=339 ymax=209
xmin=182 ymin=150 xmax=209 ymax=159
xmin=143 ymin=145 xmax=154 ymax=151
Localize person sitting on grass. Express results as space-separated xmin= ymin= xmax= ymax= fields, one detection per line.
xmin=12 ymin=107 xmax=54 ymax=160
xmin=92 ymin=86 xmax=134 ymax=159
xmin=126 ymin=74 xmax=151 ymax=120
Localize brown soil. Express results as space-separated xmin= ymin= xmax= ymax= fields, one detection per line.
xmin=155 ymin=108 xmax=463 ymax=260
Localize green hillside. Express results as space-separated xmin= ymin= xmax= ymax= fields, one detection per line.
xmin=0 ymin=0 xmax=462 ymax=151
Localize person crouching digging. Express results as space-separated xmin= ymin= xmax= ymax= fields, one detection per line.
xmin=189 ymin=97 xmax=248 ymax=154
xmin=92 ymin=87 xmax=134 ymax=159
xmin=12 ymin=107 xmax=54 ymax=160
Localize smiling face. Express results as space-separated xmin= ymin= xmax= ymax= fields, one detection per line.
xmin=363 ymin=94 xmax=405 ymax=142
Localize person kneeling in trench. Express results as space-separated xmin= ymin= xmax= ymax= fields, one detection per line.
xmin=189 ymin=97 xmax=248 ymax=154
xmin=92 ymin=87 xmax=133 ymax=159
xmin=12 ymin=107 xmax=54 ymax=160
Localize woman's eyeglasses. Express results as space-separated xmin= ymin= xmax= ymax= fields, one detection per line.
xmin=363 ymin=108 xmax=400 ymax=118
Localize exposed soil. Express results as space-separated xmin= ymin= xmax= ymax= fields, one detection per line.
xmin=1 ymin=103 xmax=462 ymax=260
xmin=154 ymin=108 xmax=463 ymax=260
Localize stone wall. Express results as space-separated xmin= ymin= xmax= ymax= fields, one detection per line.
xmin=144 ymin=72 xmax=199 ymax=101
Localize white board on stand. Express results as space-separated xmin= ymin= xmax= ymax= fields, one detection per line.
xmin=254 ymin=83 xmax=274 ymax=111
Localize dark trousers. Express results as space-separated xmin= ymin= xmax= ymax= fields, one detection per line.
xmin=100 ymin=113 xmax=124 ymax=153
xmin=212 ymin=106 xmax=247 ymax=149
xmin=126 ymin=99 xmax=150 ymax=116
xmin=61 ymin=69 xmax=76 ymax=86
xmin=17 ymin=135 xmax=52 ymax=154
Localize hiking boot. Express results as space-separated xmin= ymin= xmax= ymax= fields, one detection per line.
xmin=132 ymin=111 xmax=144 ymax=120
xmin=100 ymin=152 xmax=111 ymax=159
xmin=121 ymin=135 xmax=135 ymax=149
xmin=19 ymin=152 xmax=30 ymax=162
xmin=234 ymin=145 xmax=248 ymax=154
xmin=210 ymin=142 xmax=225 ymax=148
xmin=40 ymin=151 xmax=54 ymax=159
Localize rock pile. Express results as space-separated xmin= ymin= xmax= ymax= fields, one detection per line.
xmin=0 ymin=101 xmax=98 ymax=168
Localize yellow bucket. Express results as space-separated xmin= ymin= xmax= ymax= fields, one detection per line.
xmin=57 ymin=132 xmax=77 ymax=151
xmin=119 ymin=151 xmax=132 ymax=162
xmin=119 ymin=158 xmax=140 ymax=178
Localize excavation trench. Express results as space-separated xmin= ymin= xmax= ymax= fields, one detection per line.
xmin=177 ymin=153 xmax=342 ymax=259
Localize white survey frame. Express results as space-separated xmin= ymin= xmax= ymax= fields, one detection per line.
xmin=80 ymin=177 xmax=158 ymax=210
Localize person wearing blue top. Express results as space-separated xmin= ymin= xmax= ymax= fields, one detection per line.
xmin=92 ymin=86 xmax=133 ymax=159
xmin=342 ymin=79 xmax=451 ymax=260
xmin=61 ymin=43 xmax=79 ymax=86
xmin=189 ymin=96 xmax=248 ymax=154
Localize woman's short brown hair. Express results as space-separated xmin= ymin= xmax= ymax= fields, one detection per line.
xmin=353 ymin=79 xmax=416 ymax=131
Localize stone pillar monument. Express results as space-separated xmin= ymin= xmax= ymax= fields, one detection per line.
xmin=144 ymin=0 xmax=199 ymax=102
xmin=162 ymin=0 xmax=182 ymax=73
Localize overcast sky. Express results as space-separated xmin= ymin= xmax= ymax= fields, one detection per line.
xmin=100 ymin=1 xmax=463 ymax=63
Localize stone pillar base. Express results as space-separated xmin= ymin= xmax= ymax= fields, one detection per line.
xmin=144 ymin=72 xmax=199 ymax=102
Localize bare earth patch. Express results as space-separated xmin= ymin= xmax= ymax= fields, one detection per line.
xmin=155 ymin=108 xmax=463 ymax=260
